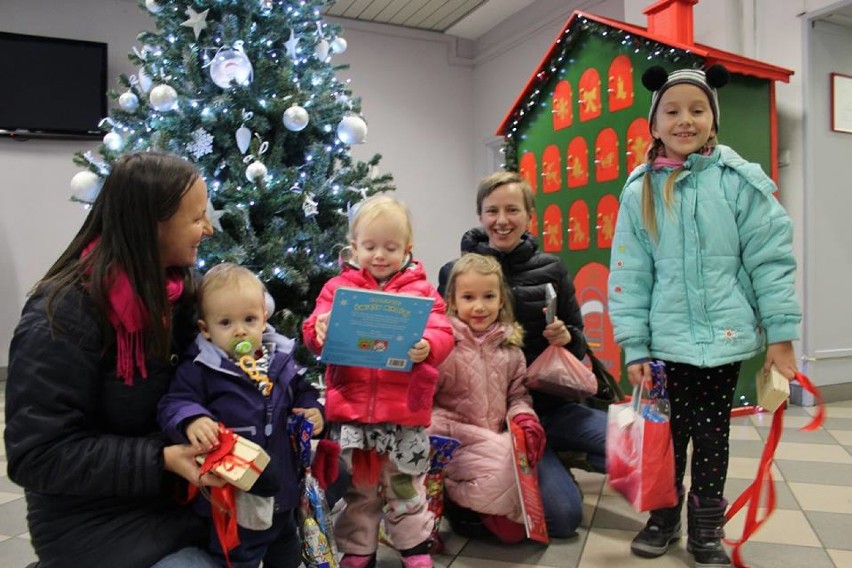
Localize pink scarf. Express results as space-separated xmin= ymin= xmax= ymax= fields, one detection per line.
xmin=82 ymin=240 xmax=184 ymax=385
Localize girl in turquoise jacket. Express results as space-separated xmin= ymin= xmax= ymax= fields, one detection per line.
xmin=608 ymin=64 xmax=801 ymax=568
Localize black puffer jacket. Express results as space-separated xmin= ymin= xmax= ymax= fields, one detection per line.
xmin=438 ymin=228 xmax=588 ymax=413
xmin=4 ymin=285 xmax=206 ymax=568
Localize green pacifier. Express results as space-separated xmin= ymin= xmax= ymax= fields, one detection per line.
xmin=233 ymin=340 xmax=255 ymax=357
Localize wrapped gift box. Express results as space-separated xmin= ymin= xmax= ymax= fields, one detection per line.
xmin=199 ymin=433 xmax=271 ymax=491
xmin=756 ymin=366 xmax=790 ymax=412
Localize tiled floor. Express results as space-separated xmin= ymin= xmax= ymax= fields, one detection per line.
xmin=2 ymin=383 xmax=851 ymax=568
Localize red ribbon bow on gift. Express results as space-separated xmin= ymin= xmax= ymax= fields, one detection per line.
xmin=724 ymin=372 xmax=825 ymax=568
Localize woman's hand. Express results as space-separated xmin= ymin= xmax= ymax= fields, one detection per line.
xmin=409 ymin=339 xmax=431 ymax=363
xmin=627 ymin=361 xmax=651 ymax=386
xmin=314 ymin=312 xmax=330 ymax=347
xmin=163 ymin=444 xmax=227 ymax=488
xmin=764 ymin=341 xmax=798 ymax=380
xmin=294 ymin=407 xmax=325 ymax=436
xmin=542 ymin=316 xmax=572 ymax=347
xmin=186 ymin=416 xmax=220 ymax=451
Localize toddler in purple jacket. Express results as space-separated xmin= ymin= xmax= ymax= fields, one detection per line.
xmin=158 ymin=263 xmax=324 ymax=568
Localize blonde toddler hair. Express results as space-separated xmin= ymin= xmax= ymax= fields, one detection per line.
xmin=347 ymin=193 xmax=413 ymax=246
xmin=198 ymin=262 xmax=266 ymax=318
xmin=444 ymin=253 xmax=523 ymax=347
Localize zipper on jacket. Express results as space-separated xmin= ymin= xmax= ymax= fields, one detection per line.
xmin=264 ymin=399 xmax=274 ymax=437
xmin=367 ymin=367 xmax=379 ymax=422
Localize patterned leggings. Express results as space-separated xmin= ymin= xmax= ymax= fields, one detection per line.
xmin=665 ymin=360 xmax=741 ymax=501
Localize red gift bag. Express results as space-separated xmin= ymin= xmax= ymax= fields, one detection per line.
xmin=526 ymin=345 xmax=597 ymax=399
xmin=606 ymin=384 xmax=678 ymax=512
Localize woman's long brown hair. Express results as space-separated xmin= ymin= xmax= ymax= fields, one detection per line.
xmin=35 ymin=152 xmax=200 ymax=359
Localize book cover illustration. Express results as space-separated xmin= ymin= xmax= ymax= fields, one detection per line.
xmin=321 ymin=288 xmax=434 ymax=372
xmin=507 ymin=418 xmax=550 ymax=544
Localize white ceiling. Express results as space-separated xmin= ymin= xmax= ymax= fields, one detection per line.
xmin=324 ymin=0 xmax=535 ymax=39
xmin=325 ymin=0 xmax=852 ymax=38
xmin=817 ymin=4 xmax=852 ymax=28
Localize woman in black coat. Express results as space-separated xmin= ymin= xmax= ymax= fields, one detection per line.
xmin=4 ymin=153 xmax=222 ymax=568
xmin=438 ymin=171 xmax=607 ymax=539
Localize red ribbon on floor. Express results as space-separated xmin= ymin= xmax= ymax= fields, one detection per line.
xmin=724 ymin=372 xmax=824 ymax=567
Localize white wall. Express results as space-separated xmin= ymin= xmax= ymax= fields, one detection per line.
xmin=327 ymin=18 xmax=476 ymax=281
xmin=803 ymin=14 xmax=852 ymax=386
xmin=0 ymin=0 xmax=152 ymax=368
xmin=472 ymin=0 xmax=626 ymax=182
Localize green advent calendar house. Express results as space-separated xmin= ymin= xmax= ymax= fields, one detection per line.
xmin=497 ymin=0 xmax=793 ymax=407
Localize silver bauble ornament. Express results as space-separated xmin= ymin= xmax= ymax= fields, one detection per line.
xmin=245 ymin=161 xmax=268 ymax=182
xmin=282 ymin=105 xmax=309 ymax=132
xmin=149 ymin=84 xmax=178 ymax=111
xmin=337 ymin=115 xmax=368 ymax=145
xmin=315 ymin=39 xmax=330 ymax=61
xmin=70 ymin=171 xmax=102 ymax=203
xmin=103 ymin=132 xmax=124 ymax=151
xmin=330 ymin=37 xmax=348 ymax=54
xmin=209 ymin=47 xmax=253 ymax=89
xmin=145 ymin=0 xmax=163 ymax=14
xmin=118 ymin=91 xmax=139 ymax=111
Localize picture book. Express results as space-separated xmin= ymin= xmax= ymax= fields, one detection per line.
xmin=321 ymin=287 xmax=434 ymax=372
xmin=507 ymin=418 xmax=550 ymax=544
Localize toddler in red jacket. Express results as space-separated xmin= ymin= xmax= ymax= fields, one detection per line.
xmin=302 ymin=194 xmax=453 ymax=568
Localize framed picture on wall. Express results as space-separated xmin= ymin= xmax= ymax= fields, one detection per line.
xmin=831 ymin=72 xmax=852 ymax=134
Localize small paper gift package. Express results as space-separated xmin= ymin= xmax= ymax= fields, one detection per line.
xmin=756 ymin=366 xmax=790 ymax=412
xmin=198 ymin=426 xmax=271 ymax=491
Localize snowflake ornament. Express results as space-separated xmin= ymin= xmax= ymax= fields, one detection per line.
xmin=187 ymin=128 xmax=214 ymax=159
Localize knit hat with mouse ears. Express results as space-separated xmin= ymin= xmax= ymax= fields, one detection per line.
xmin=643 ymin=64 xmax=730 ymax=133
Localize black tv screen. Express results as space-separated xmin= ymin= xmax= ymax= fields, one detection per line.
xmin=0 ymin=32 xmax=107 ymax=138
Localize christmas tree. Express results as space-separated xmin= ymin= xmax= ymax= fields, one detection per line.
xmin=69 ymin=0 xmax=393 ymax=372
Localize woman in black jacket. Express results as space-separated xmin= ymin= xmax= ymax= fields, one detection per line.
xmin=438 ymin=171 xmax=607 ymax=539
xmin=4 ymin=152 xmax=222 ymax=568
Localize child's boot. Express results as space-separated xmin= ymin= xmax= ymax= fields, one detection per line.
xmin=340 ymin=553 xmax=377 ymax=568
xmin=480 ymin=514 xmax=527 ymax=544
xmin=400 ymin=540 xmax=433 ymax=568
xmin=686 ymin=493 xmax=732 ymax=567
xmin=630 ymin=496 xmax=683 ymax=558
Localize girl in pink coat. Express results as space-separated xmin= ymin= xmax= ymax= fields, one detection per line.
xmin=303 ymin=194 xmax=453 ymax=568
xmin=429 ymin=253 xmax=546 ymax=544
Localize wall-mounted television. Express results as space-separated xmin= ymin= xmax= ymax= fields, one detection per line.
xmin=0 ymin=31 xmax=107 ymax=139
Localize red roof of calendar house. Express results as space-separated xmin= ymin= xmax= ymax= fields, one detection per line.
xmin=496 ymin=0 xmax=794 ymax=135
